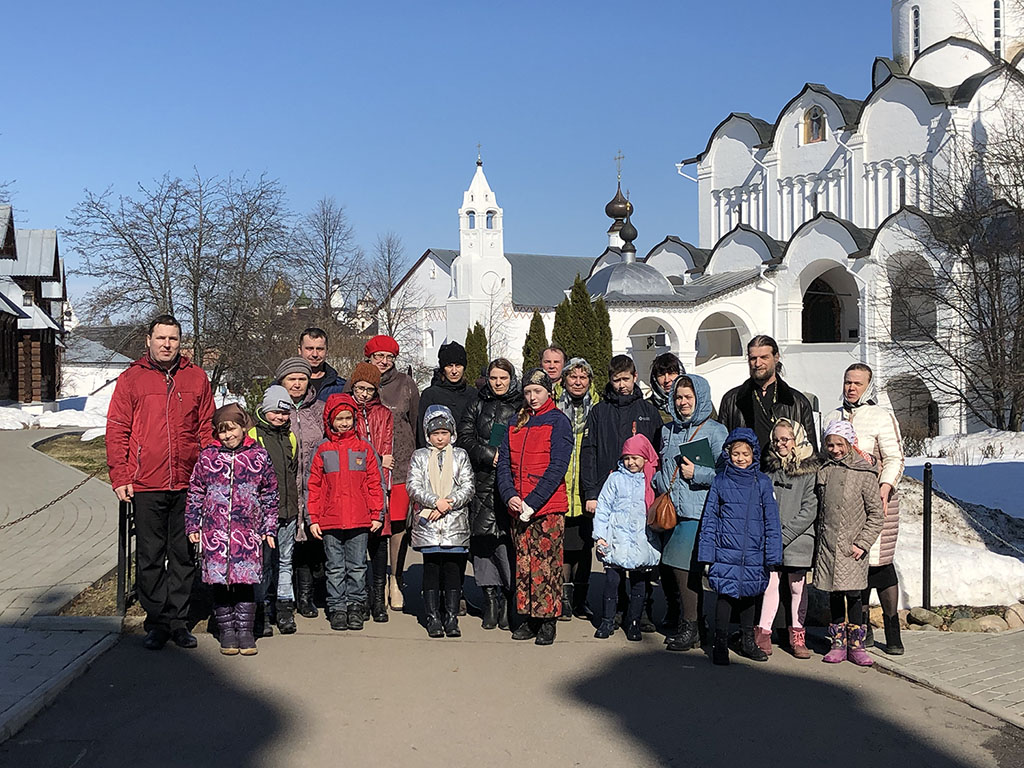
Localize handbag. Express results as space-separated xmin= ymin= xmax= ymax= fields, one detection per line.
xmin=647 ymin=464 xmax=679 ymax=532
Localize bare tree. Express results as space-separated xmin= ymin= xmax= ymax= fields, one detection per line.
xmin=881 ymin=106 xmax=1024 ymax=431
xmin=292 ymin=196 xmax=359 ymax=324
xmin=67 ymin=175 xmax=187 ymax=318
xmin=364 ymin=232 xmax=423 ymax=354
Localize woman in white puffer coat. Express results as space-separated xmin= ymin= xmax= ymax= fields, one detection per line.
xmin=823 ymin=362 xmax=905 ymax=656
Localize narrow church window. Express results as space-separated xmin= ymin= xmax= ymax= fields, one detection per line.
xmin=486 ymin=210 xmax=495 ymax=229
xmin=994 ymin=1 xmax=1003 ymax=58
xmin=467 ymin=211 xmax=476 ymax=229
xmin=912 ymin=6 xmax=921 ymax=57
xmin=811 ymin=192 xmax=819 ymax=217
xmin=899 ymin=177 xmax=907 ymax=207
xmin=804 ymin=107 xmax=825 ymax=144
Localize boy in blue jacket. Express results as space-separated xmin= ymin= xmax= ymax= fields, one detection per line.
xmin=697 ymin=428 xmax=782 ymax=666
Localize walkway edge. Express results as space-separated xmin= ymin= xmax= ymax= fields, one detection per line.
xmin=0 ymin=632 xmax=119 ymax=744
xmin=871 ymin=652 xmax=1024 ymax=733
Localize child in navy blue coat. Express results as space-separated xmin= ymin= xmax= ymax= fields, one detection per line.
xmin=697 ymin=428 xmax=782 ymax=666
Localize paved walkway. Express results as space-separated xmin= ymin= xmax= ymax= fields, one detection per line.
xmin=0 ymin=428 xmax=120 ymax=743
xmin=0 ymin=428 xmax=117 ymax=624
xmin=871 ymin=627 xmax=1024 ymax=730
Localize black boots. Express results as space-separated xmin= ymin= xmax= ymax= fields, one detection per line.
xmin=214 ymin=604 xmax=237 ymax=655
xmin=276 ymin=599 xmax=297 ymax=634
xmin=594 ymin=618 xmax=615 ymax=638
xmin=296 ymin=566 xmax=318 ymax=618
xmin=624 ymin=619 xmax=643 ymax=642
xmin=511 ymin=616 xmax=538 ymax=640
xmin=883 ymin=614 xmax=905 ymax=655
xmin=559 ymin=584 xmax=573 ymax=621
xmin=572 ymin=583 xmax=594 ymax=620
xmin=739 ymin=628 xmax=768 ymax=662
xmin=423 ymin=590 xmax=444 ymax=638
xmin=497 ymin=589 xmax=511 ymax=631
xmin=482 ymin=586 xmax=500 ymax=630
xmin=712 ymin=631 xmax=730 ymax=666
xmin=255 ymin=602 xmax=274 ymax=638
xmin=443 ymin=589 xmax=462 ymax=638
xmin=535 ymin=618 xmax=557 ymax=646
xmin=666 ymin=620 xmax=701 ymax=652
xmin=371 ymin=576 xmax=389 ymax=623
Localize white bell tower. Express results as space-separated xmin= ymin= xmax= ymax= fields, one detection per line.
xmin=447 ymin=154 xmax=513 ymax=346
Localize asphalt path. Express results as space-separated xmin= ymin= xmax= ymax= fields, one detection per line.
xmin=2 ymin=586 xmax=1022 ymax=768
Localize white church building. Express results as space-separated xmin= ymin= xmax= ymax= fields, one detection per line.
xmin=393 ymin=0 xmax=1023 ymax=438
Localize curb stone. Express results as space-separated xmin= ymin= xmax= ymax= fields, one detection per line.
xmin=0 ymin=632 xmax=119 ymax=744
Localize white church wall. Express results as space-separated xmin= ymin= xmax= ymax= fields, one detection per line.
xmin=645 ymin=241 xmax=697 ymax=284
xmin=908 ymin=40 xmax=997 ymax=87
xmin=891 ymin=0 xmax=1022 ymax=69
xmin=708 ymin=119 xmax=764 ymax=190
xmin=706 ymin=229 xmax=773 ymax=274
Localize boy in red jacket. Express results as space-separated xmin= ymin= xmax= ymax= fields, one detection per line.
xmin=308 ymin=393 xmax=385 ymax=631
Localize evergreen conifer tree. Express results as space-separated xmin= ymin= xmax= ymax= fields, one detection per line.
xmin=592 ymin=296 xmax=613 ymax=390
xmin=522 ymin=310 xmax=548 ymax=371
xmin=465 ymin=322 xmax=489 ymax=383
xmin=551 ymin=298 xmax=572 ymax=359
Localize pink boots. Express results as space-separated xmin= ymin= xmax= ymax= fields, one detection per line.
xmin=754 ymin=627 xmax=773 ymax=656
xmin=846 ymin=623 xmax=874 ymax=666
xmin=823 ymin=622 xmax=847 ymax=663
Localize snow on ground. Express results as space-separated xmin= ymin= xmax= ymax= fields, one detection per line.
xmin=905 ymin=458 xmax=1023 ymax=520
xmin=921 ymin=428 xmax=1024 ymax=461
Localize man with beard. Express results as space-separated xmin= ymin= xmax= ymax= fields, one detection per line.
xmin=718 ymin=335 xmax=818 ymax=464
xmin=299 ymin=327 xmax=347 ymax=402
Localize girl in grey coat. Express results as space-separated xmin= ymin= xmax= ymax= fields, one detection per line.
xmin=407 ymin=405 xmax=475 ymax=638
xmin=755 ymin=419 xmax=819 ymax=659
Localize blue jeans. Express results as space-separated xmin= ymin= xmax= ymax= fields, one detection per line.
xmin=323 ymin=529 xmax=369 ymax=611
xmin=256 ymin=518 xmax=298 ymax=604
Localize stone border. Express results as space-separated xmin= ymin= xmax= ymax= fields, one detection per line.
xmin=870 ymin=638 xmax=1024 ymax=733
xmin=0 ymin=633 xmax=120 ymax=744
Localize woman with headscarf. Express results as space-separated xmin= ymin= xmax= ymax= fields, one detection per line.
xmin=365 ymin=335 xmax=421 ymax=611
xmin=457 ymin=358 xmax=523 ymax=631
xmin=654 ymin=374 xmax=728 ymax=652
xmin=822 ymin=363 xmax=905 ymax=655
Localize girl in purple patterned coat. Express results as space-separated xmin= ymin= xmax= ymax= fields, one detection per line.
xmin=186 ymin=404 xmax=279 ymax=656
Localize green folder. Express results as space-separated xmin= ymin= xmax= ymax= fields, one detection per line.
xmin=489 ymin=423 xmax=506 ymax=447
xmin=678 ymin=438 xmax=715 ymax=468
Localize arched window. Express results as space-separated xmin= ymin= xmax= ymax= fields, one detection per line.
xmin=912 ymin=6 xmax=921 ymax=57
xmin=994 ymin=0 xmax=1003 ymax=58
xmin=486 ymin=210 xmax=495 ymax=229
xmin=467 ymin=211 xmax=476 ymax=229
xmin=804 ymin=107 xmax=825 ymax=144
xmin=888 ymin=252 xmax=937 ymax=340
xmin=802 ymin=278 xmax=841 ymax=342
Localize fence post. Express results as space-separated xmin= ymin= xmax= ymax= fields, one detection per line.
xmin=116 ymin=500 xmax=128 ymax=616
xmin=923 ymin=462 xmax=933 ymax=611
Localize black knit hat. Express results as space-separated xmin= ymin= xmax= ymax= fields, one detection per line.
xmin=438 ymin=341 xmax=468 ymax=367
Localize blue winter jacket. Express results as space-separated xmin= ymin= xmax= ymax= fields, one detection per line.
xmin=653 ymin=374 xmax=728 ymax=521
xmin=697 ymin=428 xmax=783 ymax=598
xmin=592 ymin=464 xmax=662 ymax=570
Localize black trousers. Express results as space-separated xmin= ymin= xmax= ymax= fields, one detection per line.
xmin=715 ymin=595 xmax=757 ymax=634
xmin=422 ymin=553 xmax=467 ymax=592
xmin=133 ymin=490 xmax=195 ymax=632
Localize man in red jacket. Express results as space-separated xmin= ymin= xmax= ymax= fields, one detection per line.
xmin=106 ymin=314 xmax=215 ymax=650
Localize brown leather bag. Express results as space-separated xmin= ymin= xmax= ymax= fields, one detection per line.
xmin=647 ymin=464 xmax=679 ymax=532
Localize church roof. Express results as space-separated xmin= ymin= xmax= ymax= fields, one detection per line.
xmin=644 ymin=236 xmax=712 ymax=273
xmin=681 ymin=112 xmax=773 ymax=165
xmin=589 ymin=266 xmax=762 ymax=305
xmin=507 ymin=252 xmax=594 ymax=309
xmin=64 ymin=333 xmax=133 ymax=366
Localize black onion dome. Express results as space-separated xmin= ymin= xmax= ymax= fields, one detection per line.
xmin=605 ymin=183 xmax=630 ymax=220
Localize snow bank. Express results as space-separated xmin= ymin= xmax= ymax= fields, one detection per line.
xmin=887 ymin=477 xmax=1024 ymax=607
xmin=81 ymin=427 xmax=106 ymax=442
xmin=37 ymin=410 xmax=107 ymax=429
xmin=922 ymin=429 xmax=1024 ymax=462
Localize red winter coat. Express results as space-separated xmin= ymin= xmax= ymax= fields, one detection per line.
xmin=106 ymin=354 xmax=215 ymax=492
xmin=308 ymin=394 xmax=385 ymax=531
xmin=352 ymin=394 xmax=394 ymax=534
xmin=496 ymin=397 xmax=573 ymax=518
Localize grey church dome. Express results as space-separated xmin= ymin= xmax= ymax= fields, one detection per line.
xmin=586 ymin=261 xmax=677 ymax=299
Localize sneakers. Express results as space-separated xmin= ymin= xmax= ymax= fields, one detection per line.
xmin=754 ymin=627 xmax=773 ymax=656
xmin=846 ymin=624 xmax=874 ymax=666
xmin=788 ymin=626 xmax=811 ymax=659
xmin=823 ymin=622 xmax=848 ymax=663
xmin=329 ymin=609 xmax=349 ymax=631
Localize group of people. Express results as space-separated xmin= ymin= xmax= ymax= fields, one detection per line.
xmin=107 ymin=317 xmax=906 ymax=667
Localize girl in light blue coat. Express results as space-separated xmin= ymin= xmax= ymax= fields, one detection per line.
xmin=593 ymin=434 xmax=662 ymax=641
xmin=653 ymin=374 xmax=728 ymax=652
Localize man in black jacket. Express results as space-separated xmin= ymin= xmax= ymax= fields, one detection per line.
xmin=580 ymin=355 xmax=663 ymax=508
xmin=299 ymin=327 xmax=347 ymax=402
xmin=718 ymin=335 xmax=818 ymax=463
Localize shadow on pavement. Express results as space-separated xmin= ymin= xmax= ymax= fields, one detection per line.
xmin=0 ymin=636 xmax=286 ymax=768
xmin=566 ymin=646 xmax=1014 ymax=768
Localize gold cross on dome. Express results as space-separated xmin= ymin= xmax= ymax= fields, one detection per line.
xmin=614 ymin=150 xmax=625 ymax=182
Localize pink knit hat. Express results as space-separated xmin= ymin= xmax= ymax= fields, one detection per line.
xmin=621 ymin=433 xmax=659 ymax=507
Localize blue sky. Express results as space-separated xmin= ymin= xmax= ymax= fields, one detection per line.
xmin=2 ymin=1 xmax=892 ymax=302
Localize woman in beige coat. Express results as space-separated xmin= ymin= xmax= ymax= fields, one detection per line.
xmin=823 ymin=362 xmax=905 ymax=655
xmin=815 ymin=420 xmax=884 ymax=667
